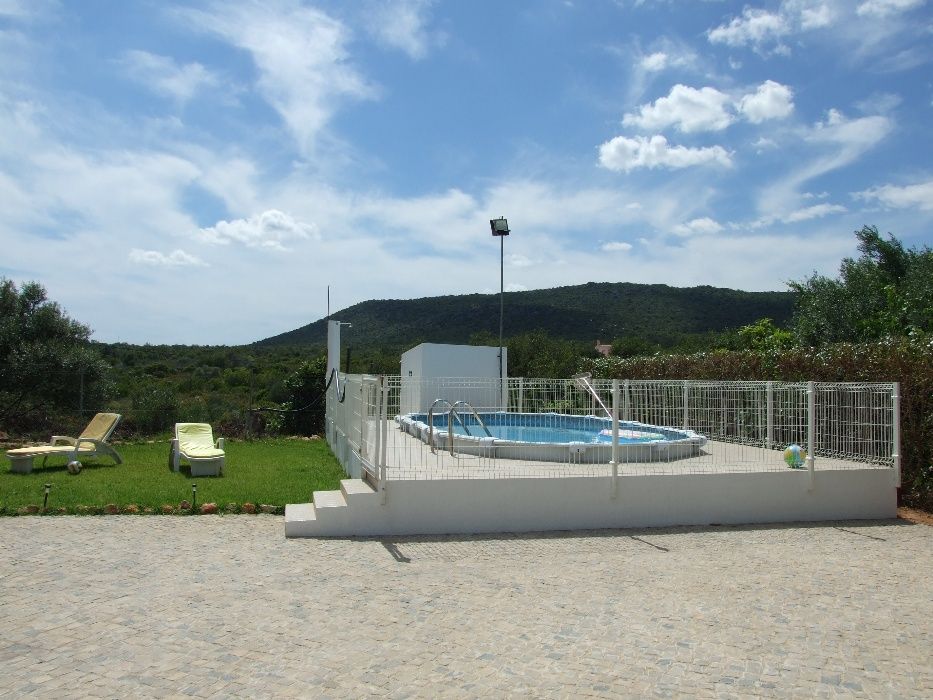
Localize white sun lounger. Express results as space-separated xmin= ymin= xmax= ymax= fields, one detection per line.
xmin=170 ymin=423 xmax=225 ymax=477
xmin=6 ymin=413 xmax=123 ymax=474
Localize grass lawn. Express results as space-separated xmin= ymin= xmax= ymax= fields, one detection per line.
xmin=0 ymin=438 xmax=345 ymax=514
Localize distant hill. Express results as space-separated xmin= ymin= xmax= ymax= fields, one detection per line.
xmin=255 ymin=282 xmax=795 ymax=350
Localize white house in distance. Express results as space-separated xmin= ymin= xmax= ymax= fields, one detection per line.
xmin=400 ymin=343 xmax=507 ymax=414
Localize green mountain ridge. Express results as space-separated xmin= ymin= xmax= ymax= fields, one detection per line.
xmin=256 ymin=282 xmax=795 ymax=350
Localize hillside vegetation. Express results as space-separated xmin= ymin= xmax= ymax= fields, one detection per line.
xmin=256 ymin=282 xmax=794 ymax=349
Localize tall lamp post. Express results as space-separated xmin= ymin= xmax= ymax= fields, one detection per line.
xmin=490 ymin=217 xmax=510 ymax=389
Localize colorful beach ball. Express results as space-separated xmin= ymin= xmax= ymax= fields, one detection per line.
xmin=783 ymin=444 xmax=806 ymax=468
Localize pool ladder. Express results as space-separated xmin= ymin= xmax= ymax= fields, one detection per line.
xmin=427 ymin=399 xmax=492 ymax=456
xmin=573 ymin=372 xmax=611 ymax=419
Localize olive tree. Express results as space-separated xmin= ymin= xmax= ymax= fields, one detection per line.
xmin=790 ymin=226 xmax=932 ymax=346
xmin=0 ymin=279 xmax=111 ymax=431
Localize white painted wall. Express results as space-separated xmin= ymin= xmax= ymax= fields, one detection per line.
xmin=286 ymin=469 xmax=897 ymax=537
xmin=326 ymin=320 xmax=342 ymax=379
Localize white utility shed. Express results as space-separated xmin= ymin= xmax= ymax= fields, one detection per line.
xmin=399 ymin=343 xmax=507 ymax=414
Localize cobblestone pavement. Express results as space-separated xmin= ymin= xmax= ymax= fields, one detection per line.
xmin=1 ymin=516 xmax=930 ymax=698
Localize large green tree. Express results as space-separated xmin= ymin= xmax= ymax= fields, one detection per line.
xmin=0 ymin=279 xmax=111 ymax=430
xmin=790 ymin=226 xmax=933 ymax=346
xmin=269 ymin=354 xmax=328 ymax=436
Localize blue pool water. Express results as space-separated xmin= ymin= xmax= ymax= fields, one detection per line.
xmin=405 ymin=412 xmax=676 ymax=445
xmin=446 ymin=424 xmax=660 ymax=444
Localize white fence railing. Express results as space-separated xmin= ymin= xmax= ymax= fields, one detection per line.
xmin=326 ymin=376 xmax=899 ymax=486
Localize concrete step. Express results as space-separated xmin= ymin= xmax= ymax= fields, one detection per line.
xmin=313 ymin=489 xmax=347 ymax=509
xmin=341 ymin=478 xmax=377 ymax=497
xmin=286 ymin=481 xmax=380 ymax=538
xmin=284 ymin=502 xmax=317 ymax=538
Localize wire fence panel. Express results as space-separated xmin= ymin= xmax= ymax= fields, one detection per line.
xmin=325 ymin=376 xmax=897 ymax=482
xmin=814 ymin=382 xmax=895 ymax=465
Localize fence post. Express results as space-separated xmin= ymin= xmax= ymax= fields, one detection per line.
xmin=380 ymin=376 xmax=389 ymax=504
xmin=682 ymin=380 xmax=689 ymax=430
xmin=518 ymin=377 xmax=524 ymax=413
xmin=720 ymin=387 xmax=726 ymax=438
xmin=766 ymin=381 xmax=774 ymax=449
xmin=892 ymin=382 xmax=901 ymax=488
xmin=371 ymin=378 xmax=381 ymax=482
xmin=806 ymin=381 xmax=816 ymax=491
xmin=611 ymin=379 xmax=619 ymax=499
xmin=622 ymin=379 xmax=631 ymax=422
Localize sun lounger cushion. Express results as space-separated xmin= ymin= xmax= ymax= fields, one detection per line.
xmin=177 ymin=423 xmax=225 ymax=459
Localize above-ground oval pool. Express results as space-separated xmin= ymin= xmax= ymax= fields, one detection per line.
xmin=396 ymin=411 xmax=707 ymax=464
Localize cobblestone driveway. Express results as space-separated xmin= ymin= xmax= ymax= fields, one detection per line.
xmin=1 ymin=516 xmax=930 ymax=698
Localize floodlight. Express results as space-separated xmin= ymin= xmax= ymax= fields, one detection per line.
xmin=490 ymin=217 xmax=510 ymax=236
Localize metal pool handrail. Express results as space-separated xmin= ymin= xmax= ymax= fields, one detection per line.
xmin=427 ymin=399 xmax=454 ymax=455
xmin=573 ymin=372 xmax=611 ymax=419
xmin=427 ymin=399 xmax=492 ymax=456
xmin=451 ymin=400 xmax=493 ymax=438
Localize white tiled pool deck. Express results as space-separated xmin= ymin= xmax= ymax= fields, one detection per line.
xmin=378 ymin=427 xmax=891 ymax=480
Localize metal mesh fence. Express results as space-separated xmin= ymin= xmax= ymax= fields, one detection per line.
xmin=325 ymin=376 xmax=897 ymax=482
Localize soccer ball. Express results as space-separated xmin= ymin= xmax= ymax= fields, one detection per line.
xmin=67 ymin=460 xmax=82 ymax=475
xmin=783 ymin=444 xmax=806 ymax=469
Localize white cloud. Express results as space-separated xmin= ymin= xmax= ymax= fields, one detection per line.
xmin=707 ymin=8 xmax=788 ymax=49
xmin=120 ymin=50 xmax=219 ymax=103
xmin=757 ymin=110 xmax=893 ymax=218
xmin=623 ymin=84 xmax=734 ymax=133
xmin=363 ymin=0 xmax=437 ymax=60
xmin=782 ymin=203 xmax=847 ymax=222
xmin=672 ymin=217 xmax=723 ymax=236
xmin=623 ymin=81 xmax=794 ymax=134
xmin=508 ymin=253 xmax=534 ymax=267
xmin=199 ymin=210 xmax=318 ymax=250
xmin=505 ymin=283 xmax=528 ymax=292
xmin=738 ymin=80 xmax=795 ymax=123
xmin=598 ymin=135 xmax=732 ymax=172
xmin=177 ymin=2 xmax=375 ymax=155
xmin=129 ymin=248 xmax=207 ymax=267
xmin=797 ymin=1 xmax=836 ymax=29
xmin=708 ymin=1 xmax=928 ymax=65
xmin=623 ymin=39 xmax=704 ymax=105
xmin=857 ymin=0 xmax=925 ymax=18
xmin=601 ymin=241 xmax=633 ymax=252
xmin=809 ymin=109 xmax=892 ymax=150
xmin=754 ymin=137 xmax=778 ymax=152
xmin=855 ymin=179 xmax=933 ymax=210
xmin=0 ymin=0 xmax=57 ymax=20
xmin=640 ymin=51 xmax=668 ymax=72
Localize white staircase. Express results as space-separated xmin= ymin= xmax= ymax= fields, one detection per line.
xmin=285 ymin=478 xmax=381 ymax=537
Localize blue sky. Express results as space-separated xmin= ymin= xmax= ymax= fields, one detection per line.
xmin=1 ymin=0 xmax=931 ymax=344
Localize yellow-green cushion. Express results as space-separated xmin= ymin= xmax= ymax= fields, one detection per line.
xmin=7 ymin=444 xmax=96 ymax=457
xmin=177 ymin=423 xmax=224 ymax=459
